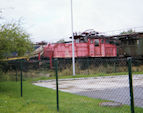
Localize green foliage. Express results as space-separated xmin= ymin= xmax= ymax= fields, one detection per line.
xmin=57 ymin=38 xmax=65 ymax=43
xmin=0 ymin=22 xmax=33 ymax=59
xmin=0 ymin=81 xmax=143 ymax=113
xmin=120 ymin=29 xmax=136 ymax=35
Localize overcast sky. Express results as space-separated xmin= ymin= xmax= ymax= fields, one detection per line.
xmin=0 ymin=0 xmax=143 ymax=43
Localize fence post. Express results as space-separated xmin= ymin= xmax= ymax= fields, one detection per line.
xmin=55 ymin=59 xmax=59 ymax=112
xmin=16 ymin=63 xmax=18 ymax=82
xmin=87 ymin=59 xmax=89 ymax=75
xmin=127 ymin=57 xmax=135 ymax=113
xmin=20 ymin=60 xmax=23 ymax=97
xmin=114 ymin=60 xmax=116 ymax=73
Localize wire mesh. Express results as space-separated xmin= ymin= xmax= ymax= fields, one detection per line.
xmin=0 ymin=58 xmax=143 ymax=113
xmin=56 ymin=58 xmax=132 ymax=113
xmin=131 ymin=58 xmax=143 ymax=112
xmin=0 ymin=59 xmax=54 ymax=81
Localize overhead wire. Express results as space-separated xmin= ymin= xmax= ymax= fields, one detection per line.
xmin=101 ymin=26 xmax=143 ymax=35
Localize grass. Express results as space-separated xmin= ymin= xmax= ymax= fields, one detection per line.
xmin=1 ymin=69 xmax=143 ymax=83
xmin=31 ymin=71 xmax=143 ymax=82
xmin=0 ymin=81 xmax=143 ymax=113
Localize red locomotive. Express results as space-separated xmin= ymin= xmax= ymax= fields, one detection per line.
xmin=43 ymin=30 xmax=117 ymax=67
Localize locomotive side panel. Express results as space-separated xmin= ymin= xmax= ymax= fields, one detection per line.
xmin=43 ymin=38 xmax=117 ymax=59
xmin=54 ymin=43 xmax=72 ymax=58
xmin=44 ymin=44 xmax=55 ymax=58
xmin=75 ymin=43 xmax=89 ymax=57
xmin=104 ymin=46 xmax=117 ymax=57
xmin=53 ymin=43 xmax=89 ymax=58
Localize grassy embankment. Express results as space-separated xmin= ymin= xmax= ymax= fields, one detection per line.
xmin=1 ymin=69 xmax=143 ymax=82
xmin=1 ymin=64 xmax=143 ymax=112
xmin=0 ymin=80 xmax=143 ymax=113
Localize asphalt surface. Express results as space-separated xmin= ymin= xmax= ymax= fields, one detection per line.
xmin=34 ymin=75 xmax=143 ymax=108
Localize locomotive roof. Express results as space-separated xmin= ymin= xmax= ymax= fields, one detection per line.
xmin=69 ymin=29 xmax=112 ymax=39
xmin=70 ymin=34 xmax=116 ymax=40
xmin=70 ymin=30 xmax=143 ymax=40
xmin=106 ymin=32 xmax=143 ymax=40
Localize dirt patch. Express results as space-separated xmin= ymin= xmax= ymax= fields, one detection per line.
xmin=59 ymin=86 xmax=75 ymax=90
xmin=100 ymin=102 xmax=122 ymax=107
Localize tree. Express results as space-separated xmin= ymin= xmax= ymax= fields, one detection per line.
xmin=57 ymin=38 xmax=65 ymax=43
xmin=0 ymin=22 xmax=33 ymax=59
xmin=120 ymin=29 xmax=135 ymax=35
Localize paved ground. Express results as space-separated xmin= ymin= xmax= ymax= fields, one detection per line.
xmin=33 ymin=75 xmax=143 ymax=108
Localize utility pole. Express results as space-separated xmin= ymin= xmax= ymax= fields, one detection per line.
xmin=70 ymin=0 xmax=75 ymax=76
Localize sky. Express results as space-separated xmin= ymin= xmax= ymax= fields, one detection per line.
xmin=0 ymin=0 xmax=143 ymax=43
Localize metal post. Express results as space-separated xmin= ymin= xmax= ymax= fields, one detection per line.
xmin=127 ymin=57 xmax=135 ymax=113
xmin=71 ymin=0 xmax=75 ymax=76
xmin=55 ymin=59 xmax=59 ymax=112
xmin=114 ymin=60 xmax=116 ymax=73
xmin=16 ymin=63 xmax=18 ymax=82
xmin=87 ymin=59 xmax=89 ymax=75
xmin=20 ymin=61 xmax=23 ymax=97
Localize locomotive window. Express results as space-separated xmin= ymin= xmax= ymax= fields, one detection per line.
xmin=84 ymin=38 xmax=88 ymax=42
xmin=79 ymin=37 xmax=88 ymax=43
xmin=128 ymin=40 xmax=136 ymax=45
xmin=95 ymin=39 xmax=99 ymax=46
xmin=90 ymin=40 xmax=93 ymax=43
xmin=105 ymin=40 xmax=110 ymax=44
xmin=75 ymin=39 xmax=79 ymax=43
xmin=137 ymin=40 xmax=139 ymax=45
xmin=122 ymin=41 xmax=127 ymax=45
xmin=80 ymin=39 xmax=84 ymax=43
xmin=101 ymin=39 xmax=104 ymax=44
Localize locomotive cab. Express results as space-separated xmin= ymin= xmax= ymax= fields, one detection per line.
xmin=88 ymin=38 xmax=117 ymax=57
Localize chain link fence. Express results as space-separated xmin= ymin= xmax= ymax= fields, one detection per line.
xmin=55 ymin=58 xmax=143 ymax=113
xmin=0 ymin=59 xmax=53 ymax=81
xmin=58 ymin=58 xmax=128 ymax=76
xmin=0 ymin=58 xmax=143 ymax=113
xmin=56 ymin=58 xmax=130 ymax=113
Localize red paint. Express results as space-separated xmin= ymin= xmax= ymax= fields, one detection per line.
xmin=38 ymin=53 xmax=41 ymax=60
xmin=44 ymin=38 xmax=117 ymax=58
